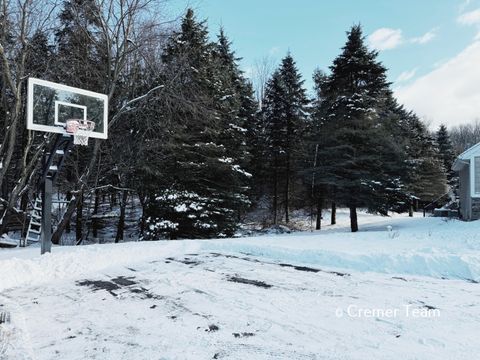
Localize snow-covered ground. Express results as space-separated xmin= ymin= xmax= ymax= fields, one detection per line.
xmin=1 ymin=211 xmax=479 ymax=359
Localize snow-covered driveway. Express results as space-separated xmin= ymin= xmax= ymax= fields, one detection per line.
xmin=1 ymin=215 xmax=480 ymax=359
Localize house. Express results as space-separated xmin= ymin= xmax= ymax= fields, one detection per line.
xmin=452 ymin=143 xmax=480 ymax=220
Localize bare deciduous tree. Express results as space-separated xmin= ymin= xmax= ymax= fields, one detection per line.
xmin=252 ymin=55 xmax=275 ymax=108
xmin=0 ymin=0 xmax=58 ymax=230
xmin=52 ymin=0 xmax=171 ymax=243
xmin=450 ymin=119 xmax=480 ymax=155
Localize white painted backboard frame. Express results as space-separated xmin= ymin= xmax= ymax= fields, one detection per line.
xmin=27 ymin=78 xmax=108 ymax=139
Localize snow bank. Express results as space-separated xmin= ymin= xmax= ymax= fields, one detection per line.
xmin=201 ymin=241 xmax=480 ymax=281
xmin=0 ymin=241 xmax=202 ymax=292
xmin=1 ymin=214 xmax=480 ymax=293
xmin=203 ymin=215 xmax=480 ymax=281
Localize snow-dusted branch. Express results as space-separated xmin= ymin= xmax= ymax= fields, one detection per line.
xmin=109 ymin=84 xmax=165 ymax=127
xmin=85 ymin=184 xmax=135 ymax=193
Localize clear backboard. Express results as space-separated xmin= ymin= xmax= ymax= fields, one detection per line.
xmin=27 ymin=78 xmax=108 ymax=140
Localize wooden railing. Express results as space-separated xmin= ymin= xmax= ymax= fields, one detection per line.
xmin=423 ymin=193 xmax=451 ymax=217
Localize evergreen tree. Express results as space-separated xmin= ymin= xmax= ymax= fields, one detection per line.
xmin=436 ymin=124 xmax=457 ymax=188
xmin=207 ymin=26 xmax=256 ymax=230
xmin=306 ymin=69 xmax=332 ymax=229
xmin=261 ymin=54 xmax=309 ymax=224
xmin=398 ymin=111 xmax=447 ymax=213
xmin=373 ymin=96 xmax=415 ymax=214
xmin=316 ymin=25 xmax=406 ymax=232
xmin=362 ymin=96 xmax=447 ymax=215
xmin=54 ymin=0 xmax=105 ymax=88
xmin=247 ymin=92 xmax=268 ymax=202
xmin=25 ymin=30 xmax=55 ymax=78
xmin=212 ymin=28 xmax=254 ymax=181
xmin=144 ymin=9 xmax=253 ymax=239
xmin=262 ymin=70 xmax=284 ymax=224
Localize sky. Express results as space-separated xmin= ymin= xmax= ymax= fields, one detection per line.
xmin=171 ymin=0 xmax=480 ymax=129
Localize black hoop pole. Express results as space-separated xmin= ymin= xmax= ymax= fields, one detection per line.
xmin=39 ymin=134 xmax=74 ymax=254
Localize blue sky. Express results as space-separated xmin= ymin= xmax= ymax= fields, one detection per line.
xmin=172 ymin=0 xmax=480 ymax=128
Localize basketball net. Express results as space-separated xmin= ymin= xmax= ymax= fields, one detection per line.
xmin=65 ymin=119 xmax=95 ymax=146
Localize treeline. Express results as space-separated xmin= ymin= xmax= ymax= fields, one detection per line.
xmin=449 ymin=120 xmax=480 ymax=155
xmin=254 ymin=26 xmax=456 ymax=232
xmin=0 ymin=2 xmax=457 ymax=242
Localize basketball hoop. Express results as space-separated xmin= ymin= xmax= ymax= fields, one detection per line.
xmin=65 ymin=119 xmax=95 ymax=146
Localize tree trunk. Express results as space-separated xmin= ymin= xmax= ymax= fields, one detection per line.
xmin=285 ymin=154 xmax=290 ymax=223
xmin=331 ymin=201 xmax=336 ymax=225
xmin=92 ymin=189 xmax=100 ymax=238
xmin=138 ymin=193 xmax=146 ymax=236
xmin=349 ymin=204 xmax=358 ymax=232
xmin=20 ymin=193 xmax=28 ymax=238
xmin=0 ymin=83 xmax=22 ymax=190
xmin=76 ymin=191 xmax=84 ymax=243
xmin=20 ymin=192 xmax=28 ymax=212
xmin=0 ymin=135 xmax=44 ymax=235
xmin=273 ymin=155 xmax=278 ymax=225
xmin=316 ymin=197 xmax=322 ymax=230
xmin=115 ymin=190 xmax=128 ymax=243
xmin=409 ymin=202 xmax=413 ymax=217
xmin=110 ymin=193 xmax=114 ymax=210
xmin=65 ymin=192 xmax=72 ymax=233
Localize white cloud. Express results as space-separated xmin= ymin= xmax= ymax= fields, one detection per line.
xmin=458 ymin=8 xmax=480 ymax=25
xmin=367 ymin=28 xmax=403 ymax=50
xmin=458 ymin=9 xmax=480 ymax=44
xmin=368 ymin=27 xmax=437 ymax=50
xmin=396 ymin=68 xmax=417 ymax=83
xmin=395 ymin=41 xmax=480 ymax=129
xmin=410 ymin=28 xmax=437 ymax=44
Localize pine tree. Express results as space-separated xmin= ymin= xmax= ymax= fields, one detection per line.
xmin=262 ymin=70 xmax=284 ymax=224
xmin=316 ymin=25 xmax=406 ymax=232
xmin=144 ymin=9 xmax=254 ymax=239
xmin=212 ymin=28 xmax=253 ymax=176
xmin=306 ymin=69 xmax=332 ymax=229
xmin=209 ymin=28 xmax=255 ymax=223
xmin=364 ymin=97 xmax=447 ymax=215
xmin=55 ymin=0 xmax=105 ymax=88
xmin=436 ymin=124 xmax=457 ymax=188
xmin=261 ymin=54 xmax=309 ymax=224
xmin=25 ymin=30 xmax=54 ymax=78
xmin=247 ymin=90 xmax=268 ymax=202
xmin=394 ymin=111 xmax=446 ymax=214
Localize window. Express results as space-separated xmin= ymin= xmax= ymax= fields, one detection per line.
xmin=475 ymin=157 xmax=480 ymax=194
